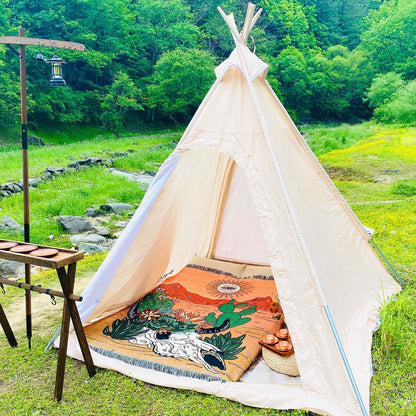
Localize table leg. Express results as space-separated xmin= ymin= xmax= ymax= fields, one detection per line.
xmin=0 ymin=302 xmax=17 ymax=347
xmin=54 ymin=263 xmax=76 ymax=402
xmin=56 ymin=265 xmax=96 ymax=377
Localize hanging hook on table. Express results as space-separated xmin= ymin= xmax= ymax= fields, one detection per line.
xmin=45 ymin=288 xmax=57 ymax=305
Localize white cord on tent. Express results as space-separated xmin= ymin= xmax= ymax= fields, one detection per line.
xmin=244 ymin=55 xmax=369 ymax=416
xmin=217 ymin=6 xmax=369 ymax=414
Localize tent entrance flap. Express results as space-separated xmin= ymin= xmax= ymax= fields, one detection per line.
xmin=210 ymin=159 xmax=270 ymax=266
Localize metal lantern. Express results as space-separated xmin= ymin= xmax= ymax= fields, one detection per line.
xmin=46 ymin=54 xmax=66 ymax=86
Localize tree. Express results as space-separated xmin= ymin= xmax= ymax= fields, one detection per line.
xmin=366 ymin=72 xmax=404 ymax=109
xmin=148 ymin=48 xmax=215 ymax=123
xmin=100 ymin=71 xmax=144 ymax=136
xmin=374 ymin=80 xmax=416 ymax=124
xmin=271 ymin=46 xmax=310 ymax=120
xmin=260 ymin=0 xmax=316 ymax=55
xmin=130 ymin=0 xmax=200 ymax=67
xmin=360 ymin=0 xmax=416 ymax=79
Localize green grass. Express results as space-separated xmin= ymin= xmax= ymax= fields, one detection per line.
xmin=0 ymin=125 xmax=415 ymax=415
xmin=0 ymin=132 xmax=180 ymax=184
xmin=302 ymin=122 xmax=384 ymax=155
xmin=0 ymin=166 xmax=145 ymax=246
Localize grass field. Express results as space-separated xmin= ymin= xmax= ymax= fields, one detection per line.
xmin=0 ymin=124 xmax=414 ymax=415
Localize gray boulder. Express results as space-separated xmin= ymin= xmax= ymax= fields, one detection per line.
xmin=1 ymin=182 xmax=22 ymax=194
xmin=114 ymin=220 xmax=129 ymax=229
xmin=78 ymin=242 xmax=108 ymax=254
xmin=28 ymin=135 xmax=45 ymax=146
xmin=70 ymin=233 xmax=106 ymax=248
xmin=0 ymin=216 xmax=24 ymax=234
xmin=85 ymin=208 xmax=103 ymax=217
xmin=92 ymin=225 xmax=111 ymax=237
xmin=0 ymin=260 xmax=25 ymax=279
xmin=29 ymin=178 xmax=42 ymax=188
xmin=45 ymin=167 xmax=66 ymax=176
xmin=58 ymin=215 xmax=92 ymax=234
xmin=100 ymin=203 xmax=134 ymax=214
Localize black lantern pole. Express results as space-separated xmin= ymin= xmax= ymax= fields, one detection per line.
xmin=0 ymin=32 xmax=85 ymax=349
xmin=18 ymin=28 xmax=32 ymax=348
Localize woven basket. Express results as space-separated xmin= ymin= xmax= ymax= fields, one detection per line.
xmin=262 ymin=347 xmax=300 ymax=377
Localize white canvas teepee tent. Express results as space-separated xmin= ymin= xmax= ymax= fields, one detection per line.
xmin=66 ymin=4 xmax=400 ymax=416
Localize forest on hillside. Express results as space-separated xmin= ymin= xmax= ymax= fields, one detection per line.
xmin=0 ymin=0 xmax=415 ymax=135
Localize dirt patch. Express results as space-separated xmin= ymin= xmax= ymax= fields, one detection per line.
xmin=324 ymin=165 xmax=373 ymax=182
xmin=2 ymin=272 xmax=93 ymax=339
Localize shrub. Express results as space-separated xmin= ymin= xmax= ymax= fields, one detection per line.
xmin=374 ymin=80 xmax=416 ymax=124
xmin=393 ymin=179 xmax=416 ymax=196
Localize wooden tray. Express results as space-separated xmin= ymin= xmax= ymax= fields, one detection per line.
xmin=259 ymin=339 xmax=294 ymax=357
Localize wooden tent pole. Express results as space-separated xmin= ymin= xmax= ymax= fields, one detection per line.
xmin=241 ymin=2 xmax=256 ymax=44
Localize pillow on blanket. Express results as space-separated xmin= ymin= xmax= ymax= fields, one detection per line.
xmin=84 ymin=260 xmax=282 ymax=382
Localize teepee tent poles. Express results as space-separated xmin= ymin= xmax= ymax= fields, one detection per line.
xmin=218 ymin=4 xmax=368 ymax=415
xmin=241 ymin=3 xmax=256 ymax=44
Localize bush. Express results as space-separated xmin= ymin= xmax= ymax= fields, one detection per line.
xmin=374 ymin=80 xmax=416 ymax=124
xmin=366 ymin=72 xmax=404 ymax=108
xmin=393 ymin=179 xmax=416 ymax=196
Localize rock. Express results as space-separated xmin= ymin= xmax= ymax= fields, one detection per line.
xmin=113 ymin=231 xmax=123 ymax=239
xmin=92 ymin=226 xmax=111 ymax=237
xmin=85 ymin=208 xmax=103 ymax=218
xmin=78 ymin=242 xmax=108 ymax=254
xmin=383 ymin=169 xmax=401 ymax=174
xmin=78 ymin=157 xmax=103 ymax=166
xmin=45 ymin=167 xmax=66 ymax=176
xmin=0 ymin=260 xmax=25 ymax=279
xmin=58 ymin=215 xmax=92 ymax=234
xmin=144 ymin=170 xmax=157 ymax=177
xmin=99 ymin=203 xmax=134 ymax=214
xmin=29 ymin=178 xmax=41 ymax=188
xmin=27 ymin=135 xmax=45 ymax=146
xmin=70 ymin=233 xmax=106 ymax=247
xmin=1 ymin=182 xmax=22 ymax=194
xmin=114 ymin=220 xmax=129 ymax=228
xmin=67 ymin=161 xmax=80 ymax=169
xmin=0 ymin=216 xmax=24 ymax=234
xmin=42 ymin=171 xmax=54 ymax=180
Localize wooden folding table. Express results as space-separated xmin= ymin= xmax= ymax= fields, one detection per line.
xmin=0 ymin=239 xmax=96 ymax=401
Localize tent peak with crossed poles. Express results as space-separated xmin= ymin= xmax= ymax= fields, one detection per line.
xmin=65 ymin=4 xmax=400 ymax=415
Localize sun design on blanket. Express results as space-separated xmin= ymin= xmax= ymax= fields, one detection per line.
xmin=205 ymin=278 xmax=255 ymax=298
xmin=102 ymin=291 xmax=253 ymax=374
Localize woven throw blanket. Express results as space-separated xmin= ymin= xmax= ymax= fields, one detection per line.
xmin=84 ymin=263 xmax=282 ymax=382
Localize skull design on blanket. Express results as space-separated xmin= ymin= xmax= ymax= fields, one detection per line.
xmin=128 ymin=328 xmax=226 ymax=373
